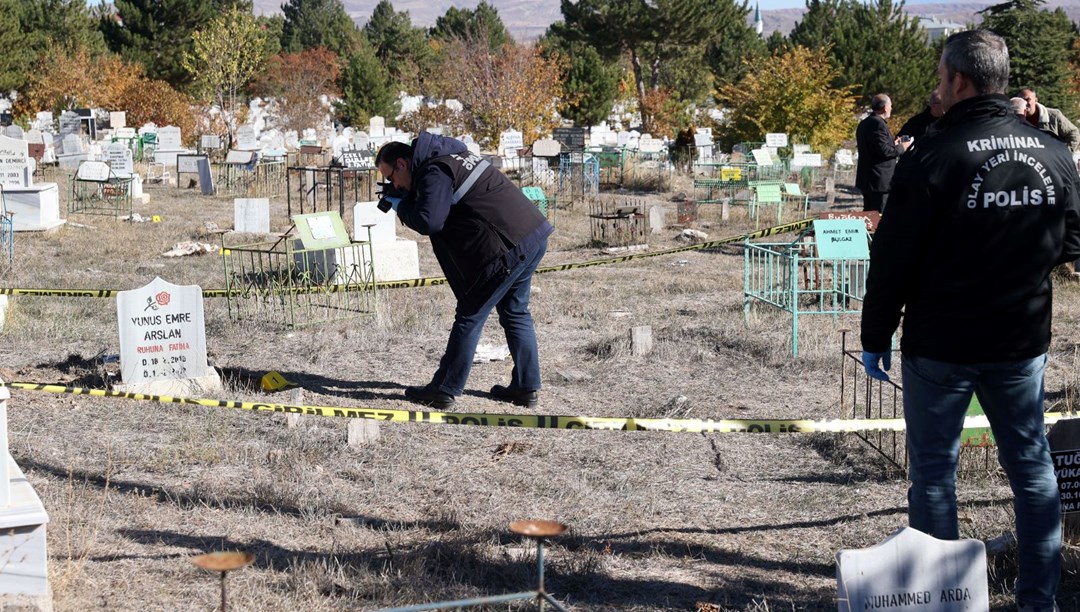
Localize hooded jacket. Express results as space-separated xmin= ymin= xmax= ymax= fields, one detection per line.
xmin=396 ymin=132 xmax=554 ymax=307
xmin=861 ymin=95 xmax=1080 ymax=363
xmin=1031 ymin=102 xmax=1080 ymax=152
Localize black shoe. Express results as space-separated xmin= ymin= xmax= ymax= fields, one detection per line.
xmin=404 ymin=385 xmax=455 ymax=409
xmin=490 ymin=385 xmax=539 ymax=408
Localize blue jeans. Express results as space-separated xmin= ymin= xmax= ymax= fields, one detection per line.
xmin=901 ymin=353 xmax=1060 ymax=610
xmin=429 ymin=240 xmax=547 ymax=396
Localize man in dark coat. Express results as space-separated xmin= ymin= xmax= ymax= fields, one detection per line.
xmin=897 ymin=90 xmax=944 ymax=141
xmin=376 ymin=132 xmax=554 ymax=410
xmin=855 ymin=94 xmax=912 ymax=212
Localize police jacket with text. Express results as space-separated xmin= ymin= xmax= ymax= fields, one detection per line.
xmin=861 ymin=95 xmax=1080 ymax=363
xmin=396 ymin=132 xmax=554 ymax=307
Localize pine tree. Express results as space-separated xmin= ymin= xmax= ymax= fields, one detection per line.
xmin=0 ymin=0 xmax=107 ymax=96
xmin=981 ymin=0 xmax=1079 ymax=113
xmin=280 ymin=0 xmax=362 ymax=59
xmin=430 ymin=1 xmax=510 ymax=51
xmin=335 ymin=41 xmax=399 ymax=128
xmin=363 ymin=0 xmax=435 ymax=92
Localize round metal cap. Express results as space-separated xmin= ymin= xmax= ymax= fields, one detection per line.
xmin=192 ymin=551 xmax=255 ymax=572
xmin=509 ymin=519 xmax=568 ymax=538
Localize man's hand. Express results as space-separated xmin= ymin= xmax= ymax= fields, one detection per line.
xmin=862 ymin=350 xmax=892 ymax=382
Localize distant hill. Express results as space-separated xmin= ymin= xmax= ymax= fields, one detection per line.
xmin=251 ymin=1 xmax=1080 ymax=41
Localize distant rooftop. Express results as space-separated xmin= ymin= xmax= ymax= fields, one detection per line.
xmin=915 ymin=16 xmax=967 ymax=42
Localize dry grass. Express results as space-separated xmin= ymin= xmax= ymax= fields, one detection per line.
xmin=0 ymin=162 xmax=1076 ymax=610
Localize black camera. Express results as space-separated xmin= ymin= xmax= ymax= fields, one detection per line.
xmin=376 ymin=178 xmax=404 ymax=213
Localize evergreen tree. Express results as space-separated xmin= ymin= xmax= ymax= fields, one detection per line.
xmin=541 ymin=27 xmax=621 ymax=126
xmin=363 ymin=0 xmax=434 ymax=91
xmin=101 ymin=0 xmax=250 ymax=89
xmin=789 ymin=0 xmax=936 ymax=117
xmin=703 ymin=0 xmax=766 ymax=90
xmin=0 ymin=0 xmax=106 ymax=96
xmin=558 ymin=0 xmax=750 ymax=131
xmin=980 ymin=0 xmax=1079 ymax=113
xmin=430 ymin=1 xmax=510 ymax=50
xmin=335 ymin=41 xmax=398 ymax=127
xmin=280 ymin=0 xmax=362 ymax=59
xmin=765 ymin=30 xmax=791 ymax=56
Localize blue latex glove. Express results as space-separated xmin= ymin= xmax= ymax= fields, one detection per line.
xmin=384 ymin=196 xmax=401 ymax=212
xmin=862 ymin=350 xmax=892 ymax=382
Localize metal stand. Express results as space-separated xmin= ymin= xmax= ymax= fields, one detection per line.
xmin=192 ymin=551 xmax=254 ymax=612
xmin=380 ymin=520 xmax=570 ymax=612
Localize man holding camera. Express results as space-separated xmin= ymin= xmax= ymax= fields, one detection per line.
xmin=376 ymin=132 xmax=553 ymax=410
xmin=856 ymin=93 xmax=912 ymax=212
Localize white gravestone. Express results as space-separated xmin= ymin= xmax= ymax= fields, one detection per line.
xmin=234 ymin=198 xmax=270 ymax=233
xmin=115 ymin=127 xmax=137 ymax=141
xmin=751 ymin=148 xmax=775 ymax=166
xmin=352 ymin=201 xmax=420 ymax=281
xmin=200 ymin=134 xmax=221 ymax=150
xmin=532 ymin=139 xmax=561 ymax=158
xmin=116 ymin=277 xmax=220 ymax=395
xmin=638 ymin=136 xmax=664 ymax=154
xmin=836 ymin=527 xmax=988 ymax=612
xmin=157 ymin=126 xmax=182 ymax=150
xmin=3 ymin=126 xmax=23 ymax=141
xmin=58 ymin=111 xmax=81 ymax=138
xmin=617 ymin=131 xmax=631 ymax=147
xmin=76 ymin=161 xmax=112 ymax=182
xmin=765 ymin=132 xmax=788 ymax=148
xmin=62 ymin=134 xmax=84 ymax=155
xmin=499 ymin=130 xmax=524 ymax=157
xmin=105 ymin=143 xmax=134 ymax=178
xmin=109 ymin=111 xmax=126 ymax=129
xmin=236 ymin=125 xmax=258 ymax=151
xmin=0 ymin=135 xmax=30 ymax=189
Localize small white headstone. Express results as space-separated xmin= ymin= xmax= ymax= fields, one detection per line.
xmin=369 ymin=116 xmax=385 ymax=131
xmin=791 ymin=153 xmax=822 ymax=169
xmin=835 ymin=149 xmax=855 ymax=166
xmin=157 ymin=126 xmax=182 ymax=150
xmin=236 ymin=125 xmax=258 ymax=150
xmin=793 ymin=144 xmax=811 ymax=154
xmin=354 ymin=131 xmax=370 ymax=151
xmin=25 ymin=129 xmax=45 ymax=145
xmin=751 ymin=148 xmax=774 ymax=166
xmin=836 ymin=527 xmax=988 ymax=612
xmin=35 ymin=111 xmax=53 ymax=131
xmin=353 ymin=201 xmax=398 ymax=244
xmin=76 ymin=160 xmax=112 ymax=182
xmin=116 ymin=277 xmax=210 ymax=386
xmin=3 ymin=125 xmax=24 ymax=141
xmin=115 ymin=127 xmax=137 ymax=140
xmin=648 ymin=205 xmax=664 ymax=234
xmin=225 ymin=150 xmax=255 ymax=165
xmin=499 ymin=130 xmax=524 ymax=156
xmin=532 ymin=139 xmax=561 ymax=157
xmin=638 ymin=136 xmax=664 ymax=154
xmin=693 ymin=132 xmax=712 ymax=147
xmin=59 ymin=111 xmax=81 ymax=137
xmin=234 ymin=198 xmax=271 ymax=233
xmin=765 ymin=132 xmax=788 ymax=147
xmin=62 ymin=133 xmax=85 ymax=155
xmin=200 ymin=134 xmax=221 ymax=150
xmin=617 ymin=131 xmax=630 ymax=147
xmin=0 ymin=135 xmax=30 ymax=188
xmin=177 ymin=154 xmax=205 ymax=174
xmin=109 ymin=111 xmax=127 ymax=129
xmin=105 ymin=142 xmax=134 ymax=177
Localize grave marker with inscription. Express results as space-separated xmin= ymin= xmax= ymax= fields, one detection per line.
xmin=105 ymin=142 xmax=134 ymax=177
xmin=116 ymin=277 xmax=217 ymax=394
xmin=0 ymin=135 xmax=30 ymax=189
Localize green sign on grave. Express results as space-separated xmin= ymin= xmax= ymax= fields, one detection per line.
xmin=961 ymin=396 xmax=996 ymax=447
xmin=812 ymin=219 xmax=869 ymax=260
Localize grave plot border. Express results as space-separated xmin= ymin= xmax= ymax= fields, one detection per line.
xmin=68 ymin=161 xmax=133 ymax=217
xmin=588 ymin=198 xmax=647 ymax=248
xmin=213 ymin=157 xmax=287 ymax=199
xmin=285 ymin=166 xmax=380 ymax=222
xmin=219 ymin=229 xmax=377 ymax=328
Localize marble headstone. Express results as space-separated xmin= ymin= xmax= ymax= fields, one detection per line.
xmin=116 ymin=277 xmax=211 ymax=388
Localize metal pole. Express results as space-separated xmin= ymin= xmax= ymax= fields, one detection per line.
xmin=537 ymin=539 xmax=546 ymax=612
xmin=219 ymin=571 xmax=227 ymax=612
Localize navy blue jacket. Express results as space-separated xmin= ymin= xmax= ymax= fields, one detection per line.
xmin=396 ymin=132 xmax=553 ymax=307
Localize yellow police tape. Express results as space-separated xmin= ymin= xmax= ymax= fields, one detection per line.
xmin=5 ymin=381 xmax=1074 ymax=433
xmin=0 ymin=218 xmax=815 ymax=299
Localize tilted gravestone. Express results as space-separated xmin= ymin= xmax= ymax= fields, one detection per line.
xmin=116 ymin=277 xmax=220 ymax=395
xmin=836 ymin=527 xmax=988 ymax=612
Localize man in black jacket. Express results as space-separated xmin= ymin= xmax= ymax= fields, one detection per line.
xmin=897 ymin=90 xmax=944 ymax=141
xmin=376 ymin=132 xmax=554 ymax=410
xmin=861 ymin=30 xmax=1080 ymax=612
xmin=855 ymin=93 xmax=911 ymax=212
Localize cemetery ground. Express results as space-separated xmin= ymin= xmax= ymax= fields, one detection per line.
xmin=3 ymin=174 xmax=1080 ymax=611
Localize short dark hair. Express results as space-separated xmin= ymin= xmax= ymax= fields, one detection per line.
xmin=375 ymin=141 xmax=412 ymax=167
xmin=870 ymin=94 xmax=890 ymax=113
xmin=941 ymin=29 xmax=1009 ymax=96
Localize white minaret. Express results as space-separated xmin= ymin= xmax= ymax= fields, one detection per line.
xmin=754 ymin=2 xmax=764 ymax=36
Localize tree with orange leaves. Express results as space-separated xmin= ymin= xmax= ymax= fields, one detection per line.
xmin=248 ymin=48 xmax=342 ymax=133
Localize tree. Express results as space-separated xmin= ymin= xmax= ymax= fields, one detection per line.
xmin=183 ymin=5 xmax=268 ymax=138
xmin=249 ymin=48 xmax=341 ymax=132
xmin=981 ymin=0 xmax=1079 ymax=114
xmin=556 ymin=0 xmax=749 ymax=132
xmin=120 ymin=79 xmax=198 ymax=143
xmin=362 ymin=0 xmax=435 ymax=92
xmin=437 ymin=39 xmax=565 ymax=146
xmin=101 ymin=0 xmax=250 ymax=90
xmin=0 ymin=0 xmax=106 ymax=96
xmin=280 ymin=0 xmax=361 ymax=59
xmin=790 ymin=0 xmax=936 ymax=117
xmin=430 ymin=1 xmax=510 ymax=51
xmin=703 ymin=0 xmax=766 ymax=90
xmin=718 ymin=45 xmax=858 ymax=156
xmin=540 ymin=26 xmax=621 ymax=127
xmin=336 ymin=41 xmax=398 ymax=128
xmin=14 ymin=45 xmax=143 ymax=118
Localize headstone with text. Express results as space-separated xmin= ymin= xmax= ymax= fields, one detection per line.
xmin=200 ymin=134 xmax=221 ymax=150
xmin=105 ymin=142 xmax=134 ymax=178
xmin=836 ymin=527 xmax=987 ymax=612
xmin=235 ymin=125 xmax=258 ymax=151
xmin=499 ymin=129 xmax=524 ymax=157
xmin=765 ymin=132 xmax=788 ymax=148
xmin=532 ymin=139 xmax=561 ymax=158
xmin=0 ymin=135 xmax=31 ymax=189
xmin=109 ymin=111 xmax=126 ymax=130
xmin=156 ymin=126 xmax=182 ymax=150
xmin=813 ymin=219 xmax=870 ymax=260
xmin=116 ymin=277 xmax=218 ymax=395
xmin=553 ymin=127 xmax=586 ymax=151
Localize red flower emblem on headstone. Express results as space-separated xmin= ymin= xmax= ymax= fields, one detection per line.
xmin=155 ymin=291 xmax=171 ymax=306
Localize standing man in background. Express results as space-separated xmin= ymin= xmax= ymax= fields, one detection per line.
xmin=898 ymin=90 xmax=945 ymax=140
xmin=1019 ymin=87 xmax=1080 ymax=152
xmin=862 ymin=30 xmax=1080 ymax=612
xmin=856 ymin=94 xmax=911 ymax=212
